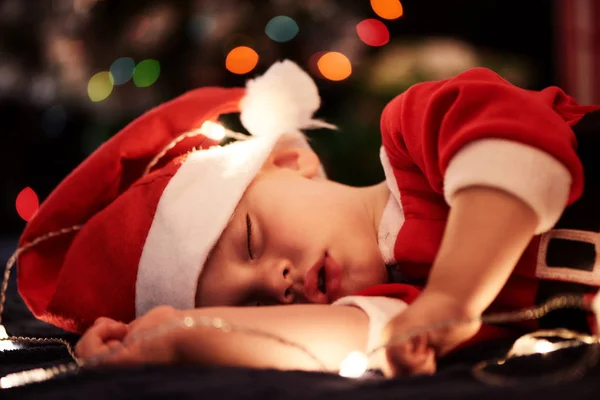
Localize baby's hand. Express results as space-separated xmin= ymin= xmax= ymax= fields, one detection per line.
xmin=75 ymin=317 xmax=129 ymax=362
xmin=380 ymin=290 xmax=481 ymax=377
xmin=76 ymin=306 xmax=182 ymax=366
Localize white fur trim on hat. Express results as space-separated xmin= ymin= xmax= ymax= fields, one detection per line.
xmin=135 ymin=60 xmax=334 ymax=315
xmin=136 ymin=136 xmax=279 ymax=315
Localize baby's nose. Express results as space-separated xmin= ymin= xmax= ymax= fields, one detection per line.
xmin=264 ymin=259 xmax=295 ymax=304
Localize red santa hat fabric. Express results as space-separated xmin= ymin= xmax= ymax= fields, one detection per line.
xmin=17 ymin=60 xmax=332 ymax=333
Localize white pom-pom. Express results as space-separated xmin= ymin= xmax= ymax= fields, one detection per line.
xmin=240 ymin=60 xmax=336 ymax=137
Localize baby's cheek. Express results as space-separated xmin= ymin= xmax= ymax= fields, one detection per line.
xmin=340 ymin=270 xmax=382 ymax=298
xmin=351 ymin=251 xmax=388 ymax=290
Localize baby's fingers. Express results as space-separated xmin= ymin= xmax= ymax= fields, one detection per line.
xmin=75 ymin=320 xmax=128 ymax=360
xmin=384 ymin=334 xmax=437 ymax=377
xmin=84 ymin=341 xmax=143 ymax=366
xmin=87 ymin=339 xmax=166 ymax=367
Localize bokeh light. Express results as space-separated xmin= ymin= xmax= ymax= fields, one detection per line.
xmin=87 ymin=71 xmax=114 ymax=102
xmin=110 ymin=57 xmax=136 ymax=85
xmin=317 ymin=52 xmax=352 ymax=81
xmin=370 ymin=0 xmax=403 ymax=20
xmin=356 ymin=19 xmax=390 ymax=47
xmin=133 ymin=59 xmax=161 ymax=87
xmin=339 ymin=351 xmax=369 ymax=378
xmin=225 ymin=46 xmax=259 ymax=75
xmin=16 ymin=187 xmax=39 ymax=222
xmin=265 ymin=16 xmax=299 ymax=43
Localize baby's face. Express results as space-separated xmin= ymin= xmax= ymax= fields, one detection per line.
xmin=195 ymin=147 xmax=388 ymax=307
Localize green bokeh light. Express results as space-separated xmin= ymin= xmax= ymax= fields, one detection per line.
xmin=265 ymin=16 xmax=299 ymax=43
xmin=133 ymin=59 xmax=161 ymax=87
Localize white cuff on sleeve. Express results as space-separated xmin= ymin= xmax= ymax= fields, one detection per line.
xmin=333 ymin=295 xmax=407 ymax=370
xmin=444 ymin=139 xmax=572 ymax=234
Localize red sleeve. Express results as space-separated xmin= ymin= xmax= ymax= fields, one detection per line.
xmin=380 ymin=67 xmax=585 ymax=205
xmin=357 ymin=283 xmax=422 ymax=304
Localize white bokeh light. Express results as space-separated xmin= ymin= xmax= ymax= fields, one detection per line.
xmin=339 ymin=351 xmax=369 ymax=378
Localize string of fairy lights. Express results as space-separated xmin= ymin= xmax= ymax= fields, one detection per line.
xmin=0 ymin=293 xmax=599 ymax=389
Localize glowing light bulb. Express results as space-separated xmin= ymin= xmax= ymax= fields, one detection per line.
xmin=533 ymin=340 xmax=555 ymax=354
xmin=0 ymin=341 xmax=22 ymax=352
xmin=199 ymin=121 xmax=226 ymax=141
xmin=339 ymin=351 xmax=368 ymax=378
xmin=0 ymin=326 xmax=22 ymax=352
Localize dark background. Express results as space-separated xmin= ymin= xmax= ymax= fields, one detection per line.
xmin=0 ymin=0 xmax=557 ymax=242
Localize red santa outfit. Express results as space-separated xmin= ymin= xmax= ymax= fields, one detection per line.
xmin=12 ymin=61 xmax=600 ymax=371
xmin=334 ymin=68 xmax=600 ymax=362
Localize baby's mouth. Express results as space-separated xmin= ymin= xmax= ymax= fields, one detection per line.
xmin=317 ymin=267 xmax=327 ymax=294
xmin=303 ymin=252 xmax=340 ymax=304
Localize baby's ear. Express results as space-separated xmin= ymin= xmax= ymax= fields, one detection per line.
xmin=267 ymin=146 xmax=321 ymax=178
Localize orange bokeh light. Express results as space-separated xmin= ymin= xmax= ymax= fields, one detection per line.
xmin=225 ymin=46 xmax=259 ymax=75
xmin=370 ymin=0 xmax=403 ymax=20
xmin=317 ymin=52 xmax=352 ymax=81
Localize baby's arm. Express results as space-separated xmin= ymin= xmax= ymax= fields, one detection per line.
xmin=429 ymin=186 xmax=538 ymax=317
xmin=77 ymin=304 xmax=372 ymax=372
xmin=379 ymin=68 xmax=580 ymax=375
xmin=172 ymin=305 xmax=370 ymax=371
xmin=381 ymin=186 xmax=538 ymax=376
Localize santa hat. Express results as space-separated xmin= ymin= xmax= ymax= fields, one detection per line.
xmin=16 ymin=60 xmax=334 ymax=333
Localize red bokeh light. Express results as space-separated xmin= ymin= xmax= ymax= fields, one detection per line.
xmin=16 ymin=187 xmax=39 ymax=222
xmin=356 ymin=19 xmax=390 ymax=47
